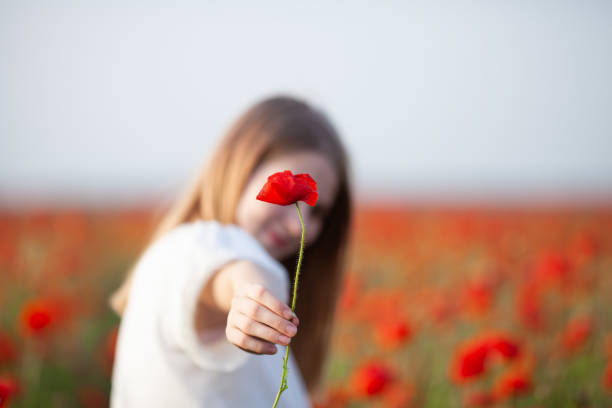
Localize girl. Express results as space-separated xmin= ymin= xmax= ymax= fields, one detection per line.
xmin=108 ymin=95 xmax=353 ymax=407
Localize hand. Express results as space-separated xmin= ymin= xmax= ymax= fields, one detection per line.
xmin=226 ymin=283 xmax=299 ymax=355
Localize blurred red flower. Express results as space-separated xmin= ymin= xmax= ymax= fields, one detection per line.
xmin=488 ymin=334 xmax=521 ymax=361
xmin=494 ymin=369 xmax=532 ymax=400
xmin=103 ymin=327 xmax=119 ymax=375
xmin=451 ymin=339 xmax=489 ymax=383
xmin=351 ymin=361 xmax=394 ymax=397
xmin=464 ymin=391 xmax=497 ymax=407
xmin=561 ymin=316 xmax=593 ymax=354
xmin=462 ymin=278 xmax=494 ymax=316
xmin=531 ymin=251 xmax=571 ymax=287
xmin=314 ymin=386 xmax=350 ymax=408
xmin=256 ymin=170 xmax=318 ymax=206
xmin=568 ymin=231 xmax=599 ymax=266
xmin=0 ymin=233 xmax=17 ymax=269
xmin=0 ymin=332 xmax=17 ymax=364
xmin=429 ymin=289 xmax=456 ymax=324
xmin=0 ymin=376 xmax=20 ymax=408
xmin=19 ymin=297 xmax=71 ymax=337
xmin=604 ymin=359 xmax=612 ymax=390
xmin=375 ymin=319 xmax=413 ymax=350
xmin=516 ymin=283 xmax=545 ymax=331
xmin=381 ymin=381 xmax=414 ymax=408
xmin=77 ymin=386 xmax=108 ymax=408
xmin=338 ymin=273 xmax=360 ymax=315
xmin=451 ymin=332 xmax=522 ymax=383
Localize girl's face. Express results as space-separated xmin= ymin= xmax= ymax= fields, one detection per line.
xmin=236 ymin=150 xmax=339 ymax=261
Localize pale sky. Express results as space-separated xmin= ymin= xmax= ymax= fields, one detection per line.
xmin=1 ymin=1 xmax=611 ymax=206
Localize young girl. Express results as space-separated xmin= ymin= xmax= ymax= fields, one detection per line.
xmin=108 ymin=95 xmax=353 ymax=407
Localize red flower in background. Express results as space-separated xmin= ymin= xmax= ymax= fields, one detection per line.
xmin=375 ymin=319 xmax=413 ymax=350
xmin=531 ymin=251 xmax=571 ymax=287
xmin=256 ymin=170 xmax=318 ymax=206
xmin=352 ymin=361 xmax=394 ymax=397
xmin=338 ymin=273 xmax=360 ymax=315
xmin=315 ymin=386 xmax=350 ymax=408
xmin=103 ymin=327 xmax=119 ymax=375
xmin=78 ymin=386 xmax=108 ymax=408
xmin=462 ymin=277 xmax=495 ymax=316
xmin=0 ymin=376 xmax=20 ymax=408
xmin=516 ymin=283 xmax=545 ymax=331
xmin=381 ymin=381 xmax=414 ymax=408
xmin=464 ymin=391 xmax=497 ymax=407
xmin=604 ymin=360 xmax=612 ymax=390
xmin=19 ymin=297 xmax=71 ymax=337
xmin=21 ymin=300 xmax=54 ymax=334
xmin=568 ymin=231 xmax=599 ymax=267
xmin=494 ymin=369 xmax=532 ymax=400
xmin=488 ymin=334 xmax=521 ymax=361
xmin=0 ymin=332 xmax=17 ymax=364
xmin=451 ymin=339 xmax=489 ymax=383
xmin=451 ymin=332 xmax=522 ymax=383
xmin=561 ymin=316 xmax=593 ymax=354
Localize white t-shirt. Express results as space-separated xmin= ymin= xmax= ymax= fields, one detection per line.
xmin=110 ymin=220 xmax=312 ymax=408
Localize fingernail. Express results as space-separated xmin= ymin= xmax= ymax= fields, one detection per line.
xmin=278 ymin=335 xmax=290 ymax=344
xmin=284 ymin=310 xmax=293 ymax=319
xmin=286 ymin=324 xmax=297 ymax=336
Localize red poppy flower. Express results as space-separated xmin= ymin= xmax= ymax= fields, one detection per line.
xmin=516 ymin=282 xmax=546 ymax=331
xmin=315 ymin=386 xmax=350 ymax=408
xmin=0 ymin=376 xmax=20 ymax=408
xmin=488 ymin=334 xmax=520 ymax=361
xmin=604 ymin=359 xmax=612 ymax=390
xmin=451 ymin=339 xmax=489 ymax=383
xmin=19 ymin=297 xmax=71 ymax=337
xmin=494 ymin=369 xmax=532 ymax=400
xmin=451 ymin=332 xmax=522 ymax=383
xmin=561 ymin=316 xmax=593 ymax=354
xmin=531 ymin=251 xmax=571 ymax=287
xmin=461 ymin=278 xmax=494 ymax=316
xmin=351 ymin=361 xmax=394 ymax=397
xmin=256 ymin=170 xmax=318 ymax=206
xmin=103 ymin=327 xmax=119 ymax=375
xmin=78 ymin=386 xmax=108 ymax=408
xmin=381 ymin=381 xmax=414 ymax=408
xmin=374 ymin=320 xmax=413 ymax=350
xmin=0 ymin=332 xmax=17 ymax=364
xmin=20 ymin=300 xmax=55 ymax=334
xmin=464 ymin=391 xmax=497 ymax=407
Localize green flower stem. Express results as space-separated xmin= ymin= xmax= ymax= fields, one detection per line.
xmin=272 ymin=202 xmax=305 ymax=408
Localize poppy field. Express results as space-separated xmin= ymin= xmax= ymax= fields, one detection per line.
xmin=1 ymin=204 xmax=611 ymax=407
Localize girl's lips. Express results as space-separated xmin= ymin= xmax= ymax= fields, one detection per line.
xmin=269 ymin=230 xmax=288 ymax=247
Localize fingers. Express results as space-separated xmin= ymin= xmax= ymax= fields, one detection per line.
xmin=231 ymin=296 xmax=298 ymax=339
xmin=232 ymin=310 xmax=292 ymax=346
xmin=226 ymin=325 xmax=277 ymax=355
xmin=226 ymin=283 xmax=302 ymax=355
xmin=246 ymin=283 xmax=294 ymax=321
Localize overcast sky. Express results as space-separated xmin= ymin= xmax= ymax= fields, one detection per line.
xmin=1 ymin=1 xmax=611 ymax=206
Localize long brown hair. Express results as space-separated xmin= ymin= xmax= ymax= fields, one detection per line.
xmin=109 ymin=95 xmax=353 ymax=399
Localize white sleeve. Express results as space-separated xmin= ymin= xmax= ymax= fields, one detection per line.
xmin=157 ymin=221 xmax=289 ymax=372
